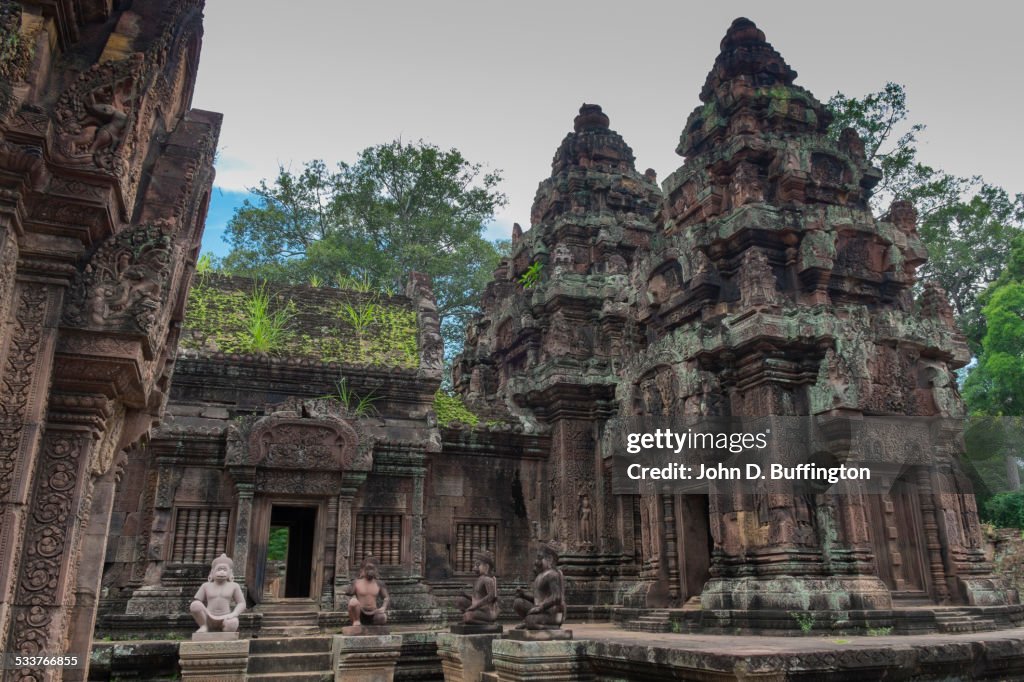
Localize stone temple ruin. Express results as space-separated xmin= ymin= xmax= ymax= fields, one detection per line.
xmin=1 ymin=2 xmax=1023 ymax=680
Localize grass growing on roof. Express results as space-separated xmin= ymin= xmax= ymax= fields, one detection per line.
xmin=182 ymin=275 xmax=419 ymax=367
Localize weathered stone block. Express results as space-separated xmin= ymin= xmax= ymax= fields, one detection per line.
xmin=178 ymin=638 xmax=249 ymax=681
xmin=332 ymin=633 xmax=403 ymax=682
xmin=437 ymin=631 xmax=502 ymax=682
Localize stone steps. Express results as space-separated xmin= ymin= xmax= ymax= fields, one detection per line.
xmin=247 ymin=636 xmax=333 ymax=680
xmin=257 ymin=603 xmax=321 ymax=637
xmin=622 ymin=609 xmax=674 ymax=632
xmin=933 ymin=609 xmax=994 ymax=634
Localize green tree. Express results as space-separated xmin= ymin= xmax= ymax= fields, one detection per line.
xmin=221 ymin=141 xmax=508 ymax=357
xmin=963 ymin=235 xmax=1024 ymax=416
xmin=827 ymin=84 xmax=1024 ymax=352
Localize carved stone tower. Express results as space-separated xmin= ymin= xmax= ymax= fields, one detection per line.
xmin=618 ymin=17 xmax=1011 ymax=623
xmin=455 ymin=104 xmax=660 ymax=598
xmin=0 ymin=1 xmax=219 ymax=678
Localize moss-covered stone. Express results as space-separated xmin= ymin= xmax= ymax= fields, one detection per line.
xmin=182 ymin=274 xmax=419 ymax=367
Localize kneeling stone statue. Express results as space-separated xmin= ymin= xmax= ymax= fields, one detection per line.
xmin=190 ymin=554 xmax=246 ymax=637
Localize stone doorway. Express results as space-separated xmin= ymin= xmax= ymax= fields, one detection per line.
xmin=266 ymin=505 xmax=318 ymax=599
xmin=869 ymin=472 xmax=932 ymax=601
xmin=250 ymin=497 xmax=327 ymax=605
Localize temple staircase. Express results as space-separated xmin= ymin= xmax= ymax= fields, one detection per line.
xmin=933 ymin=607 xmax=998 ymax=634
xmin=256 ymin=599 xmax=320 ymax=637
xmin=246 ymin=635 xmax=333 ymax=681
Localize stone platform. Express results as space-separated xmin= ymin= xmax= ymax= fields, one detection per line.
xmin=86 ymin=624 xmax=1024 ymax=680
xmin=557 ymin=624 xmax=1024 ymax=680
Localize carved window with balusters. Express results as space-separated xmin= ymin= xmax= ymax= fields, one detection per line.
xmin=453 ymin=522 xmax=497 ymax=574
xmin=170 ymin=508 xmax=231 ymax=564
xmin=354 ymin=513 xmax=403 ymax=566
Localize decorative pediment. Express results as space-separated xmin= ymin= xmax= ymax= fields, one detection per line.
xmin=62 ymin=219 xmax=182 ymax=353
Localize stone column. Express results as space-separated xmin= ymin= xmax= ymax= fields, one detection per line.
xmin=0 ymin=274 xmax=62 ymax=658
xmin=3 ymin=393 xmax=115 ymax=681
xmin=231 ymin=483 xmax=255 ymax=586
xmin=410 ymin=473 xmax=425 ymax=579
xmin=63 ymin=450 xmax=124 ymax=682
xmin=335 ymin=495 xmax=354 ymax=608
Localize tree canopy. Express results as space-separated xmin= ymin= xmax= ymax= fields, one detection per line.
xmin=827 ymin=83 xmax=1024 ymax=353
xmin=220 ymin=140 xmax=508 ymax=357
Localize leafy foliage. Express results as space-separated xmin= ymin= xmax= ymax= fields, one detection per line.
xmin=220 ymin=140 xmax=507 ymax=358
xmin=963 ymin=236 xmax=1024 ymax=416
xmin=518 ymin=261 xmax=542 ymax=289
xmin=984 ymin=491 xmax=1024 ymax=530
xmin=433 ymin=391 xmax=479 ymax=426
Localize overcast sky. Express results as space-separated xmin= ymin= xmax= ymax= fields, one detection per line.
xmin=192 ymin=1 xmax=1024 ymax=255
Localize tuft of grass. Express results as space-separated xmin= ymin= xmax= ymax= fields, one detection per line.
xmin=867 ymin=626 xmax=892 ymax=636
xmin=238 ymin=282 xmax=293 ymax=354
xmin=324 ymin=376 xmax=379 ymax=416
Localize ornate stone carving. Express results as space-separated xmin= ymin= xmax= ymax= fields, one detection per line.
xmin=62 ymin=219 xmax=181 ymax=347
xmin=0 ymin=286 xmax=47 ymax=505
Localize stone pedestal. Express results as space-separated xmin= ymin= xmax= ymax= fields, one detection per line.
xmin=178 ymin=639 xmax=250 ymax=681
xmin=332 ymin=634 xmax=402 ymax=682
xmin=490 ymin=639 xmax=590 ymax=681
xmin=437 ymin=631 xmax=503 ymax=682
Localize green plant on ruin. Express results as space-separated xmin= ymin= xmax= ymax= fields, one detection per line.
xmin=308 ymin=273 xmax=324 ymax=287
xmin=433 ymin=391 xmax=479 ymax=426
xmin=518 ymin=261 xmax=542 ymax=289
xmin=341 ymin=298 xmax=380 ymax=362
xmin=789 ymin=611 xmax=815 ymax=634
xmin=195 ymin=253 xmax=216 ymax=275
xmin=324 ymin=376 xmax=379 ymax=416
xmin=867 ymin=626 xmax=893 ymax=636
xmin=238 ymin=282 xmax=294 ymax=354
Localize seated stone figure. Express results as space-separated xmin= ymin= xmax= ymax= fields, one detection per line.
xmin=454 ymin=551 xmax=499 ymax=624
xmin=190 ymin=554 xmax=246 ymax=634
xmin=513 ymin=545 xmax=565 ymax=630
xmin=346 ymin=557 xmax=390 ymax=627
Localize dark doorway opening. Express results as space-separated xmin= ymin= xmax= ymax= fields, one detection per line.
xmin=269 ymin=505 xmax=316 ymax=599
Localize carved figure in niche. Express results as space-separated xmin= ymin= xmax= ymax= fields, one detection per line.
xmin=189 ymin=554 xmax=246 ymax=634
xmin=739 ymin=249 xmax=778 ymax=307
xmin=546 ymin=311 xmax=573 ymax=357
xmin=730 ymin=161 xmax=764 ymax=207
xmin=606 ymin=253 xmax=628 ymax=275
xmin=453 ymin=551 xmax=499 ymax=625
xmin=346 ymin=557 xmax=390 ymax=628
xmin=552 ymin=243 xmax=574 ymax=275
xmin=578 ymin=495 xmax=594 ymax=546
xmin=513 ymin=545 xmax=566 ymax=630
xmin=655 ymin=369 xmax=677 ymax=416
xmin=65 ymin=82 xmax=132 ymax=161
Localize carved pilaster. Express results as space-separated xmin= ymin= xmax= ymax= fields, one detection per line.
xmin=0 ymin=281 xmax=60 ymax=661
xmin=410 ymin=474 xmax=424 ymax=579
xmin=231 ymin=484 xmax=254 ymax=586
xmin=335 ymin=496 xmax=353 ymax=608
xmin=4 ymin=392 xmax=112 ymax=682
